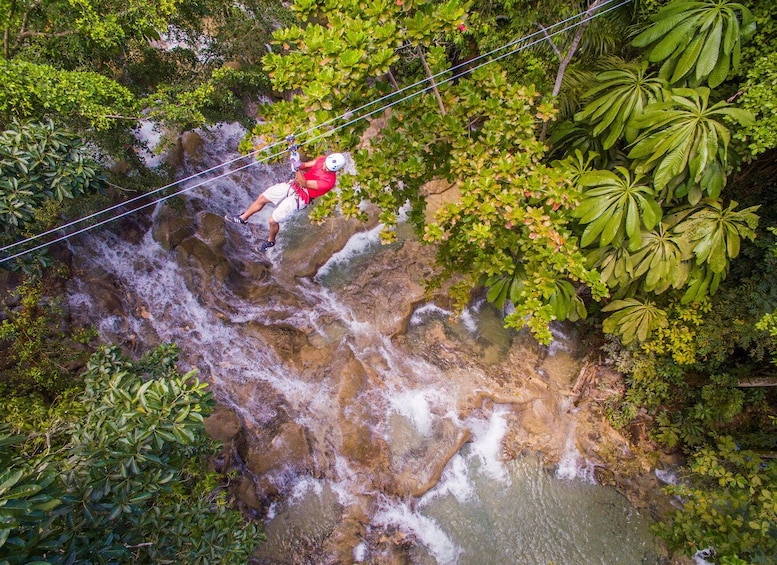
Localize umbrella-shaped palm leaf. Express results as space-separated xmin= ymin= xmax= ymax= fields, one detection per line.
xmin=631 ymin=0 xmax=756 ymax=88
xmin=586 ymin=243 xmax=635 ymax=290
xmin=574 ymin=166 xmax=662 ymax=249
xmin=630 ymin=222 xmax=694 ymax=293
xmin=602 ymin=298 xmax=668 ymax=344
xmin=485 ymin=265 xmax=526 ymax=310
xmin=673 ymin=199 xmax=759 ymax=273
xmin=548 ymin=121 xmax=615 ymax=169
xmin=680 ymin=264 xmax=726 ymax=303
xmin=546 ymin=278 xmax=587 ymax=322
xmin=628 ymin=87 xmax=754 ymax=200
xmin=575 ymin=61 xmax=668 ymax=149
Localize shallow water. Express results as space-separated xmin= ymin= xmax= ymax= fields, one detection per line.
xmin=416 ymin=453 xmax=658 ymax=564
xmin=254 ymin=407 xmax=659 ymax=565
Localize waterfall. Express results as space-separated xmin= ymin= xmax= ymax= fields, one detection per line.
xmin=555 ymin=421 xmax=597 ymax=483
xmin=66 ymin=122 xmax=661 ymax=564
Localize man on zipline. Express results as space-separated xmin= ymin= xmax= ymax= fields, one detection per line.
xmin=225 ymin=152 xmax=346 ymax=251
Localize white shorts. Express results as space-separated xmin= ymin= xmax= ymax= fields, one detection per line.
xmin=261 ymin=182 xmax=308 ymax=223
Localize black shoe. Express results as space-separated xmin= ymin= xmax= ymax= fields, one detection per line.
xmin=257 ymin=240 xmax=275 ymax=252
xmin=225 ymin=214 xmax=247 ymax=225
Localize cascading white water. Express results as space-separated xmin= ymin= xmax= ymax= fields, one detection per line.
xmin=67 ymin=123 xmax=661 ymax=564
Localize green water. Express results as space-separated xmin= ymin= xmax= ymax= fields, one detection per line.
xmin=252 ymin=449 xmax=660 ymax=565
xmin=408 ymin=451 xmax=661 ymax=564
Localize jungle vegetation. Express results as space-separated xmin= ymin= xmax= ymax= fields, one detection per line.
xmin=1 ymin=0 xmax=776 ymax=562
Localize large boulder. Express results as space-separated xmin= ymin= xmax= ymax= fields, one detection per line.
xmin=421 ymin=178 xmax=460 ymax=224
xmin=274 ymin=204 xmax=381 ymax=282
xmin=152 ymin=204 xmax=195 ymax=251
xmin=241 ymin=420 xmax=316 ymax=500
xmin=338 ymin=239 xmax=439 ymax=336
xmin=204 ymin=404 xmax=243 ymax=444
xmin=166 ymin=130 xmax=204 ymax=169
xmin=69 ymin=263 xmax=127 ymax=318
xmin=335 ymin=349 xmax=390 ymax=467
xmin=172 ymin=211 xmax=282 ymax=304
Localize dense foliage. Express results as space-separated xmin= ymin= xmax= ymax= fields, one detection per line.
xmin=0 ymin=275 xmax=95 ymax=399
xmin=655 ymin=437 xmax=777 ymax=563
xmin=0 ymin=344 xmax=263 ymax=564
xmin=0 ymin=120 xmax=106 ymax=271
xmin=0 ymin=0 xmax=289 ymax=271
xmin=0 ymin=0 xmax=281 ymax=133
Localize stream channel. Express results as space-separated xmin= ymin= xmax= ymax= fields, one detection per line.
xmin=66 ymin=123 xmax=662 ymax=564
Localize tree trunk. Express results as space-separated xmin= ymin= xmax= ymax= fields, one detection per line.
xmin=735 ymin=378 xmax=777 ymax=387
xmin=539 ymin=0 xmax=608 ymax=141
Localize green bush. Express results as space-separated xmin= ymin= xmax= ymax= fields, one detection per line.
xmin=0 ymin=119 xmax=106 ymax=272
xmin=655 ymin=436 xmax=777 ymax=563
xmin=0 ymin=344 xmax=264 ymax=564
xmin=0 ymin=277 xmax=95 ymax=398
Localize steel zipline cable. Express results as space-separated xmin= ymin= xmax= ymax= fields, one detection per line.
xmin=0 ymin=139 xmax=287 ymax=255
xmin=0 ymin=0 xmax=631 ymax=265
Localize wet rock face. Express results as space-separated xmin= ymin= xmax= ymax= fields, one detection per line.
xmin=152 ymin=205 xmax=195 ymax=251
xmin=159 ymin=209 xmax=282 ymax=305
xmin=243 ymin=420 xmax=314 ymax=478
xmin=165 ymin=130 xmax=204 ymax=169
xmin=335 ymin=348 xmax=391 ymax=469
xmin=192 ymin=211 xmax=647 ymax=560
xmin=338 ymin=239 xmax=438 ymax=336
xmin=70 ymin=264 xmax=127 ymax=317
xmin=274 ymin=205 xmax=381 ymax=282
xmin=204 ymin=404 xmax=243 ymax=444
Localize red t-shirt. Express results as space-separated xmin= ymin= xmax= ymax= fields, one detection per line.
xmin=292 ymin=156 xmax=337 ymax=204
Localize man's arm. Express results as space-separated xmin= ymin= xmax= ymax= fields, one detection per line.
xmin=294 ymin=157 xmax=323 ymax=189
xmin=294 ymin=168 xmax=319 ymax=190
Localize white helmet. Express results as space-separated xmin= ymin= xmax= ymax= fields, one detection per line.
xmin=325 ymin=153 xmax=346 ymax=172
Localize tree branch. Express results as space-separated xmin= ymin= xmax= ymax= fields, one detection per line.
xmin=7 ymin=1 xmax=72 ymax=55
xmin=736 ymin=377 xmax=777 ymax=388
xmin=535 ymin=22 xmax=562 ymax=59
xmin=124 ymin=542 xmax=154 ymax=549
xmin=17 ymin=30 xmax=77 ymax=41
xmin=417 ymin=46 xmax=446 ymax=116
xmin=103 ymin=115 xmax=141 ymax=121
xmin=387 ymin=68 xmax=400 ymax=91
xmin=551 ymin=0 xmax=608 ymax=98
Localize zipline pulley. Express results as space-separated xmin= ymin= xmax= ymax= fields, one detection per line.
xmin=286 ymin=134 xmax=301 ymax=171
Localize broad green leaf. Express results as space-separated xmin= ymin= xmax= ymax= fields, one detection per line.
xmin=630 ymin=0 xmax=752 ymax=87
xmin=671 ymin=33 xmax=706 ymax=84
xmin=696 ymin=18 xmax=722 ymax=80
xmin=647 ymin=18 xmax=699 ymax=62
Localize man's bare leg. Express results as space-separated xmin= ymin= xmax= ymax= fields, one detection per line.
xmin=267 ymin=219 xmax=280 ymax=243
xmin=240 ymin=194 xmax=271 ymax=222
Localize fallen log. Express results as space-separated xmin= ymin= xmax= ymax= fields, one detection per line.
xmin=735 ymin=378 xmax=777 ymax=388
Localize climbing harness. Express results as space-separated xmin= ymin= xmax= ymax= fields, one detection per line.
xmin=286 ymin=134 xmax=307 ymax=208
